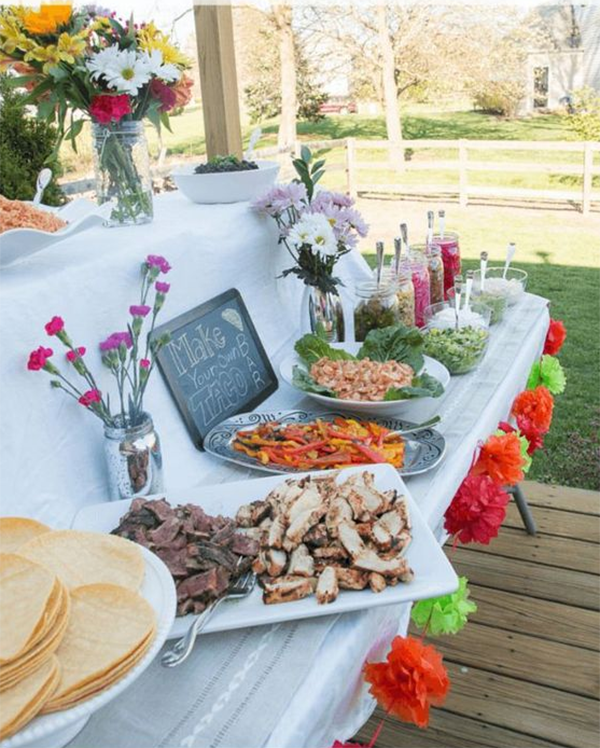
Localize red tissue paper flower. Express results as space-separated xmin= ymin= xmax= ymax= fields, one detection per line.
xmin=471 ymin=432 xmax=525 ymax=487
xmin=444 ymin=474 xmax=510 ymax=545
xmin=515 ymin=416 xmax=545 ymax=455
xmin=90 ymin=94 xmax=132 ymax=125
xmin=363 ymin=635 xmax=449 ymax=729
xmin=543 ymin=319 xmax=566 ymax=356
xmin=512 ymin=386 xmax=554 ymax=434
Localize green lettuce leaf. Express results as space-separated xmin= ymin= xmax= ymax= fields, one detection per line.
xmin=291 ymin=365 xmax=336 ymax=396
xmin=383 ymin=373 xmax=444 ymax=401
xmin=294 ymin=333 xmax=356 ymax=368
xmin=357 ymin=325 xmax=425 ymax=371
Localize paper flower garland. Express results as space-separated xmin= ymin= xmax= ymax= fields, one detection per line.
xmin=444 ymin=474 xmax=510 ymax=545
xmin=527 ymin=355 xmax=566 ymax=395
xmin=512 ymin=385 xmax=554 ymax=434
xmin=364 ymin=635 xmax=449 ymax=728
xmin=543 ymin=318 xmax=566 ymax=356
xmin=411 ymin=577 xmax=477 ymax=635
xmin=471 ymin=431 xmax=525 ymax=486
xmin=496 ymin=424 xmax=532 ymax=473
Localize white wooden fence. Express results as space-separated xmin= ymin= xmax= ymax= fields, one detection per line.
xmin=62 ymin=137 xmax=600 ymax=215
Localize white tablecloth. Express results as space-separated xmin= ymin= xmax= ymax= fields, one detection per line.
xmin=0 ymin=192 xmax=549 ymax=747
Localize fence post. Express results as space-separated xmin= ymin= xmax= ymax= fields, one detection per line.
xmin=346 ymin=137 xmax=356 ymax=198
xmin=459 ymin=139 xmax=468 ymax=208
xmin=582 ymin=142 xmax=593 ymax=216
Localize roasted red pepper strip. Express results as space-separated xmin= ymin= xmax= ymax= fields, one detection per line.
xmin=282 ymin=439 xmax=329 ymax=455
xmin=353 ymin=443 xmax=387 ymax=464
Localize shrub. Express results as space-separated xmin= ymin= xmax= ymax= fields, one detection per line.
xmin=472 ymin=80 xmax=524 ymax=119
xmin=566 ymin=86 xmax=600 ymax=141
xmin=0 ymin=75 xmax=64 ymax=205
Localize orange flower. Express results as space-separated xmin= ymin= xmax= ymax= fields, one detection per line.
xmin=172 ymin=73 xmax=194 ymax=109
xmin=512 ymin=385 xmax=554 ymax=434
xmin=364 ymin=635 xmax=449 ymax=728
xmin=23 ymin=2 xmax=72 ymax=35
xmin=472 ymin=432 xmax=524 ymax=486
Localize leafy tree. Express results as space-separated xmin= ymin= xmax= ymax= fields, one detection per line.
xmin=0 ymin=75 xmax=64 ymax=205
xmin=566 ymin=87 xmax=600 ymax=141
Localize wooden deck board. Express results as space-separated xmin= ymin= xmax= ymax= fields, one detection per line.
xmin=354 ymin=483 xmax=600 ymax=748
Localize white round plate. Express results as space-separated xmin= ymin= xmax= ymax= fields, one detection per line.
xmin=0 ymin=547 xmax=176 ymax=748
xmin=279 ymin=342 xmax=450 ymax=417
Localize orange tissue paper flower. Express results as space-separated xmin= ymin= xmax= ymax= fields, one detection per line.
xmin=364 ymin=635 xmax=449 ymax=729
xmin=472 ymin=432 xmax=525 ymax=486
xmin=511 ymin=386 xmax=554 ymax=434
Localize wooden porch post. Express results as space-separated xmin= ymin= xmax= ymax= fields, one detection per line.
xmin=194 ymin=4 xmax=243 ymax=159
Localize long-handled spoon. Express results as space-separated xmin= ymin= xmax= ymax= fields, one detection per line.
xmin=33 ymin=168 xmax=52 ymax=206
xmin=400 ymin=222 xmax=410 ymax=257
xmin=427 ymin=210 xmax=434 ymax=247
xmin=376 ymin=240 xmax=385 ymax=288
xmin=453 ymin=274 xmax=463 ymax=330
xmin=383 ymin=415 xmax=442 ymax=439
xmin=480 ymin=251 xmax=488 ymax=292
xmin=438 ymin=209 xmax=446 ymax=240
xmin=393 ymin=236 xmax=402 ymax=276
xmin=503 ymin=242 xmax=516 ymax=279
xmin=464 ymin=270 xmax=474 ymax=312
xmin=244 ymin=127 xmax=262 ymax=161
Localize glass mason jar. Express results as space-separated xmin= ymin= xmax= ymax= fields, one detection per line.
xmin=407 ymin=245 xmax=431 ymax=328
xmin=92 ymin=121 xmax=154 ymax=228
xmin=103 ymin=412 xmax=163 ymax=501
xmin=427 ymin=244 xmax=445 ymax=305
xmin=353 ymin=279 xmax=401 ymax=341
xmin=395 ymin=269 xmax=415 ymax=327
xmin=431 ymin=231 xmax=461 ymax=299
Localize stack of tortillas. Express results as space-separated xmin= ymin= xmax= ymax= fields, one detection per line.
xmin=0 ymin=518 xmax=155 ymax=741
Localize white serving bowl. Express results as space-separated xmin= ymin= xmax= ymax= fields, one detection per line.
xmin=172 ymin=160 xmax=280 ymax=204
xmin=279 ymin=342 xmax=450 ymax=418
xmin=0 ymin=546 xmax=176 ymax=748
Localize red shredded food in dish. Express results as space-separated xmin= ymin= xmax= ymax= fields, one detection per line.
xmin=0 ymin=195 xmax=67 ymax=234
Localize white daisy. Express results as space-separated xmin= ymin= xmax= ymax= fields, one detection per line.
xmin=103 ymin=49 xmax=151 ymax=95
xmin=142 ymin=49 xmax=181 ymax=82
xmin=288 ymin=213 xmax=338 ymax=257
xmin=86 ymin=46 xmax=121 ymax=80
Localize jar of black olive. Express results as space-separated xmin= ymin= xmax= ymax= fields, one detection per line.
xmin=353 ymin=279 xmax=402 ymax=341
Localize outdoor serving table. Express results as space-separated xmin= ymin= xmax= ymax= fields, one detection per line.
xmin=0 ymin=192 xmax=550 ymax=748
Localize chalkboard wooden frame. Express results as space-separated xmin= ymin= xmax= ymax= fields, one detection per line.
xmin=153 ymin=288 xmax=278 ymax=450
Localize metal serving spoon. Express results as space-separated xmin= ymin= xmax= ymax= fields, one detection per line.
xmin=383 ymin=414 xmax=442 ymax=439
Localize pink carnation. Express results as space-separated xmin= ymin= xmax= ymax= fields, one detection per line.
xmin=66 ymin=346 xmax=86 ymax=362
xmin=155 ymin=281 xmax=170 ymax=294
xmin=130 ymin=305 xmax=151 ymax=317
xmin=78 ymin=389 xmax=102 ymax=407
xmin=27 ymin=346 xmax=53 ymax=371
xmin=44 ymin=316 xmax=64 ymax=336
xmin=149 ymin=78 xmax=177 ymax=113
xmin=146 ymin=255 xmax=171 ymax=274
xmin=140 ymin=358 xmax=151 ymax=369
xmin=89 ymin=94 xmax=132 ymax=125
xmin=99 ymin=332 xmax=132 ymax=352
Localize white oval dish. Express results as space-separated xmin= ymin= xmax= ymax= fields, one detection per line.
xmin=0 ymin=546 xmax=176 ymax=748
xmin=171 ymin=160 xmax=279 ymax=204
xmin=279 ymin=342 xmax=450 ymax=417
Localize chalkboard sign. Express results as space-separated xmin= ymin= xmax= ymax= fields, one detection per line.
xmin=154 ymin=289 xmax=278 ymax=449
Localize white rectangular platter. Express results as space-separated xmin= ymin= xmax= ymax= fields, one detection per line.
xmin=72 ymin=464 xmax=458 ymax=638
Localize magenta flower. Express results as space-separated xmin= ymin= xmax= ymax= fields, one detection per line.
xmin=99 ymin=332 xmax=132 ymax=352
xmin=140 ymin=358 xmax=151 ymax=369
xmin=27 ymin=346 xmax=53 ymax=371
xmin=44 ymin=316 xmax=64 ymax=336
xmin=129 ymin=305 xmax=151 ymax=317
xmin=146 ymin=255 xmax=171 ymax=274
xmin=66 ymin=346 xmax=86 ymax=362
xmin=155 ymin=281 xmax=170 ymax=294
xmin=78 ymin=389 xmax=102 ymax=407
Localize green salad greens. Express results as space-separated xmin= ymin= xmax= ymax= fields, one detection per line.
xmin=423 ymin=326 xmax=489 ymax=374
xmin=292 ymin=324 xmax=444 ymax=401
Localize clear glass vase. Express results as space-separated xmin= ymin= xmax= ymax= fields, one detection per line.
xmin=103 ymin=412 xmax=163 ymax=501
xmin=92 ymin=121 xmax=154 ymax=227
xmin=301 ymin=285 xmax=345 ymax=342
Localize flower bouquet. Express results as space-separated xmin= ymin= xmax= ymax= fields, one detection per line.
xmin=253 ymin=147 xmax=368 ymax=341
xmin=27 ymin=254 xmax=172 ymax=499
xmin=0 ymin=3 xmax=192 ymax=226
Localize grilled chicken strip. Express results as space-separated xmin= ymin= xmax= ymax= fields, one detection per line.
xmin=316 ymin=566 xmax=339 ymax=604
xmin=338 ymin=522 xmax=412 ymax=578
xmin=334 ymin=567 xmax=370 ymax=590
xmin=265 ymin=548 xmax=287 ymax=577
xmin=288 ymin=544 xmax=315 ymax=577
xmin=368 ymin=572 xmax=387 ymax=593
xmin=262 ymin=575 xmax=316 ymax=605
xmin=325 ymin=496 xmax=354 ymax=539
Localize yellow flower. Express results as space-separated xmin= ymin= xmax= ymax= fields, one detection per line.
xmin=0 ymin=11 xmax=33 ymax=54
xmin=22 ymin=2 xmax=72 ymax=36
xmin=24 ymin=43 xmax=61 ymax=73
xmin=137 ymin=22 xmax=190 ymax=68
xmin=91 ymin=16 xmax=111 ymax=32
xmin=56 ymin=31 xmax=86 ymax=63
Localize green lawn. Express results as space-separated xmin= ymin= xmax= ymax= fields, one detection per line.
xmin=364 ymin=252 xmax=600 ymax=491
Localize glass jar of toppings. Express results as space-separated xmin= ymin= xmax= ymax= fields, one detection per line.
xmin=427 ymin=244 xmax=444 ymax=305
xmin=353 ymin=279 xmax=402 ymax=341
xmin=395 ymin=270 xmax=415 ymax=328
xmin=432 ymin=231 xmax=461 ymax=299
xmin=407 ymin=245 xmax=431 ymax=328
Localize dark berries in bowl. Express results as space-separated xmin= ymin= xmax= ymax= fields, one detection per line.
xmin=194 ymin=155 xmax=259 ymax=175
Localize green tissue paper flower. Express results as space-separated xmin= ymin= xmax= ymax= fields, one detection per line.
xmin=411 ymin=576 xmax=477 ymax=635
xmin=527 ymin=355 xmax=566 ymax=395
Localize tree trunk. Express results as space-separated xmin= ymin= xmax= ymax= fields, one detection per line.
xmin=274 ymin=5 xmax=297 ymax=151
xmin=376 ymin=4 xmax=404 ymax=170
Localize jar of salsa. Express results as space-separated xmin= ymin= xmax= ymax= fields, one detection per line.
xmin=432 ymin=231 xmax=461 ymax=299
xmin=354 ymin=279 xmax=402 ymax=341
xmin=407 ymin=245 xmax=431 ymax=328
xmin=427 ymin=244 xmax=444 ymax=305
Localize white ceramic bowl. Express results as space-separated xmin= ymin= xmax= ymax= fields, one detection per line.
xmin=172 ymin=160 xmax=280 ymax=204
xmin=0 ymin=546 xmax=176 ymax=748
xmin=280 ymin=342 xmax=450 ymax=417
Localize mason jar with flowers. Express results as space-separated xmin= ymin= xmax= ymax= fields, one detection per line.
xmin=27 ymin=254 xmax=173 ymax=500
xmin=253 ymin=147 xmax=368 ymax=341
xmin=0 ymin=4 xmax=193 ymax=226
